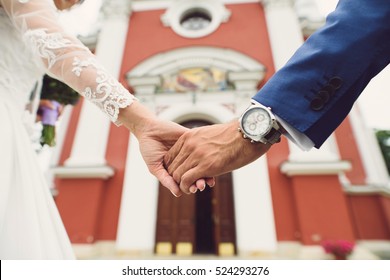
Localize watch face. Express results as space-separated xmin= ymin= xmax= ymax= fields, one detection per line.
xmin=242 ymin=107 xmax=272 ymax=137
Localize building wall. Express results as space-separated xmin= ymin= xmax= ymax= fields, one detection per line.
xmin=53 ymin=0 xmax=390 ymax=259
xmin=120 ymin=4 xmax=275 ymax=88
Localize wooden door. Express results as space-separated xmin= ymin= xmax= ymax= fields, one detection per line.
xmin=155 ymin=185 xmax=195 ymax=255
xmin=155 ymin=120 xmax=236 ymax=256
xmin=212 ymin=172 xmax=237 ymax=256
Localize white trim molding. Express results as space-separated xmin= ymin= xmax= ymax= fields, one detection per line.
xmin=281 ymin=160 xmax=352 ymax=176
xmin=161 ymin=0 xmax=231 ymax=38
xmin=51 ymin=165 xmax=115 ymax=179
xmin=101 ymin=0 xmax=132 ymax=20
xmin=294 ymin=0 xmax=325 ymax=36
xmin=343 ymin=185 xmax=390 ymax=197
xmin=132 ymin=0 xmax=261 ymax=12
xmin=127 ymin=46 xmax=266 ymax=78
xmin=126 ymin=46 xmax=266 ymax=111
xmin=348 ymin=105 xmax=390 ymax=187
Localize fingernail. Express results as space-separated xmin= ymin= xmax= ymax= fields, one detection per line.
xmin=190 ymin=187 xmax=198 ymax=194
xmin=171 ymin=191 xmax=180 ymax=197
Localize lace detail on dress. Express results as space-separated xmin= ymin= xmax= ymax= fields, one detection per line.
xmin=23 ymin=28 xmax=86 ymax=68
xmin=72 ymin=57 xmax=136 ymax=125
xmin=1 ymin=0 xmax=135 ymax=125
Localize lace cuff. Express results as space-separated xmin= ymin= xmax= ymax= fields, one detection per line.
xmin=1 ymin=0 xmax=137 ymax=126
xmin=71 ymin=57 xmax=136 ymax=126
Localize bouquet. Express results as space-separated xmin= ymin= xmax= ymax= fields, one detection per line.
xmin=38 ymin=75 xmax=80 ymax=147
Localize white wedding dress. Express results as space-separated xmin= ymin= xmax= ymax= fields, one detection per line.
xmin=0 ymin=0 xmax=135 ymax=259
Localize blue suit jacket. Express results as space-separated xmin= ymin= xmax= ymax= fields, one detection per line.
xmin=254 ymin=0 xmax=390 ymax=148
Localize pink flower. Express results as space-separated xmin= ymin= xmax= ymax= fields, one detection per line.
xmin=322 ymin=240 xmax=355 ymax=258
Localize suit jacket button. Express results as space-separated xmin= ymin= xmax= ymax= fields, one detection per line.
xmin=322 ymin=84 xmax=335 ymax=97
xmin=310 ymin=98 xmax=324 ymax=111
xmin=329 ymin=77 xmax=343 ymax=89
xmin=318 ymin=90 xmax=330 ymax=103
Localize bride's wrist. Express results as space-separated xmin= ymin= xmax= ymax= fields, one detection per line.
xmin=118 ymin=101 xmax=157 ymax=138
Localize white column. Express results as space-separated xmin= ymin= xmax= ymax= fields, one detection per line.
xmin=116 ymin=134 xmax=159 ymax=253
xmin=233 ymin=156 xmax=278 ymax=254
xmin=294 ymin=0 xmax=325 ymax=36
xmin=230 ymin=71 xmax=278 ymax=254
xmin=262 ymin=0 xmax=303 ymax=70
xmin=349 ymin=106 xmax=389 ymax=186
xmin=64 ymin=0 xmax=132 ymax=169
xmin=262 ymin=0 xmax=340 ymax=165
xmin=353 ymin=63 xmax=390 ymax=188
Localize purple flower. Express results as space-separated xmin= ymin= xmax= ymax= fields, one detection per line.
xmin=39 ymin=100 xmax=61 ymax=126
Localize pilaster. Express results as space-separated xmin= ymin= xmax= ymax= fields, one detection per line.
xmin=63 ymin=0 xmax=132 ymax=173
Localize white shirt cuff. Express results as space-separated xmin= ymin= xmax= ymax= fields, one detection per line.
xmin=275 ymin=116 xmax=315 ymax=151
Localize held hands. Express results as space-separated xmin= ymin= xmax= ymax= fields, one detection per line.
xmin=118 ymin=101 xmax=212 ymax=197
xmin=118 ymin=101 xmax=270 ymax=197
xmin=164 ymin=120 xmax=272 ymax=194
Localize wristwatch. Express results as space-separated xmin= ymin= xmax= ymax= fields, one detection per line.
xmin=238 ymin=101 xmax=282 ymax=145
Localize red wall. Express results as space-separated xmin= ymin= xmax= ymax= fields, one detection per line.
xmin=348 ymin=195 xmax=390 ymax=239
xmin=292 ymin=176 xmax=355 ymax=244
xmin=267 ymin=139 xmax=300 ymax=241
xmin=119 ymin=4 xmax=275 ymax=88
xmin=55 ymin=97 xmax=130 ymax=242
xmin=55 ymin=2 xmax=390 ymax=245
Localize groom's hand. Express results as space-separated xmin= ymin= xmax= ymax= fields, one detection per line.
xmin=164 ymin=120 xmax=271 ymax=194
xmin=136 ymin=119 xmax=216 ymax=196
xmin=118 ymin=101 xmax=185 ymax=196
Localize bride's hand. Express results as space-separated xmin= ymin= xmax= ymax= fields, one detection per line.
xmin=118 ymin=101 xmax=214 ymax=197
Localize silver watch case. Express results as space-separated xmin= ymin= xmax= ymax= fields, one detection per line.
xmin=238 ymin=102 xmax=281 ymax=144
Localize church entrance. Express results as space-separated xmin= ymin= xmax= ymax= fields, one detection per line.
xmin=154 ymin=120 xmax=237 ymax=256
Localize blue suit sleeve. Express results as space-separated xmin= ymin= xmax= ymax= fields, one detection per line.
xmin=253 ymin=0 xmax=390 ymax=148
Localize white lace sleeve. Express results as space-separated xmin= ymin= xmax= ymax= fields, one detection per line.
xmin=0 ymin=0 xmax=136 ymax=125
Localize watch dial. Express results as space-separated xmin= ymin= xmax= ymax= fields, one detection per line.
xmin=242 ymin=108 xmax=271 ymax=137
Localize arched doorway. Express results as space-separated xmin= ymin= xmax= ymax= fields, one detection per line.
xmin=155 ymin=120 xmax=237 ymax=256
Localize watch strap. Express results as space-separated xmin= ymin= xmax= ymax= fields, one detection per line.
xmin=264 ymin=126 xmax=282 ymax=144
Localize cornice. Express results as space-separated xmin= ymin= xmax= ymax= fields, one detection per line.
xmin=101 ymin=0 xmax=132 ymax=19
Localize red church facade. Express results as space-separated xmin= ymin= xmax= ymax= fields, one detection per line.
xmin=49 ymin=0 xmax=390 ymax=259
